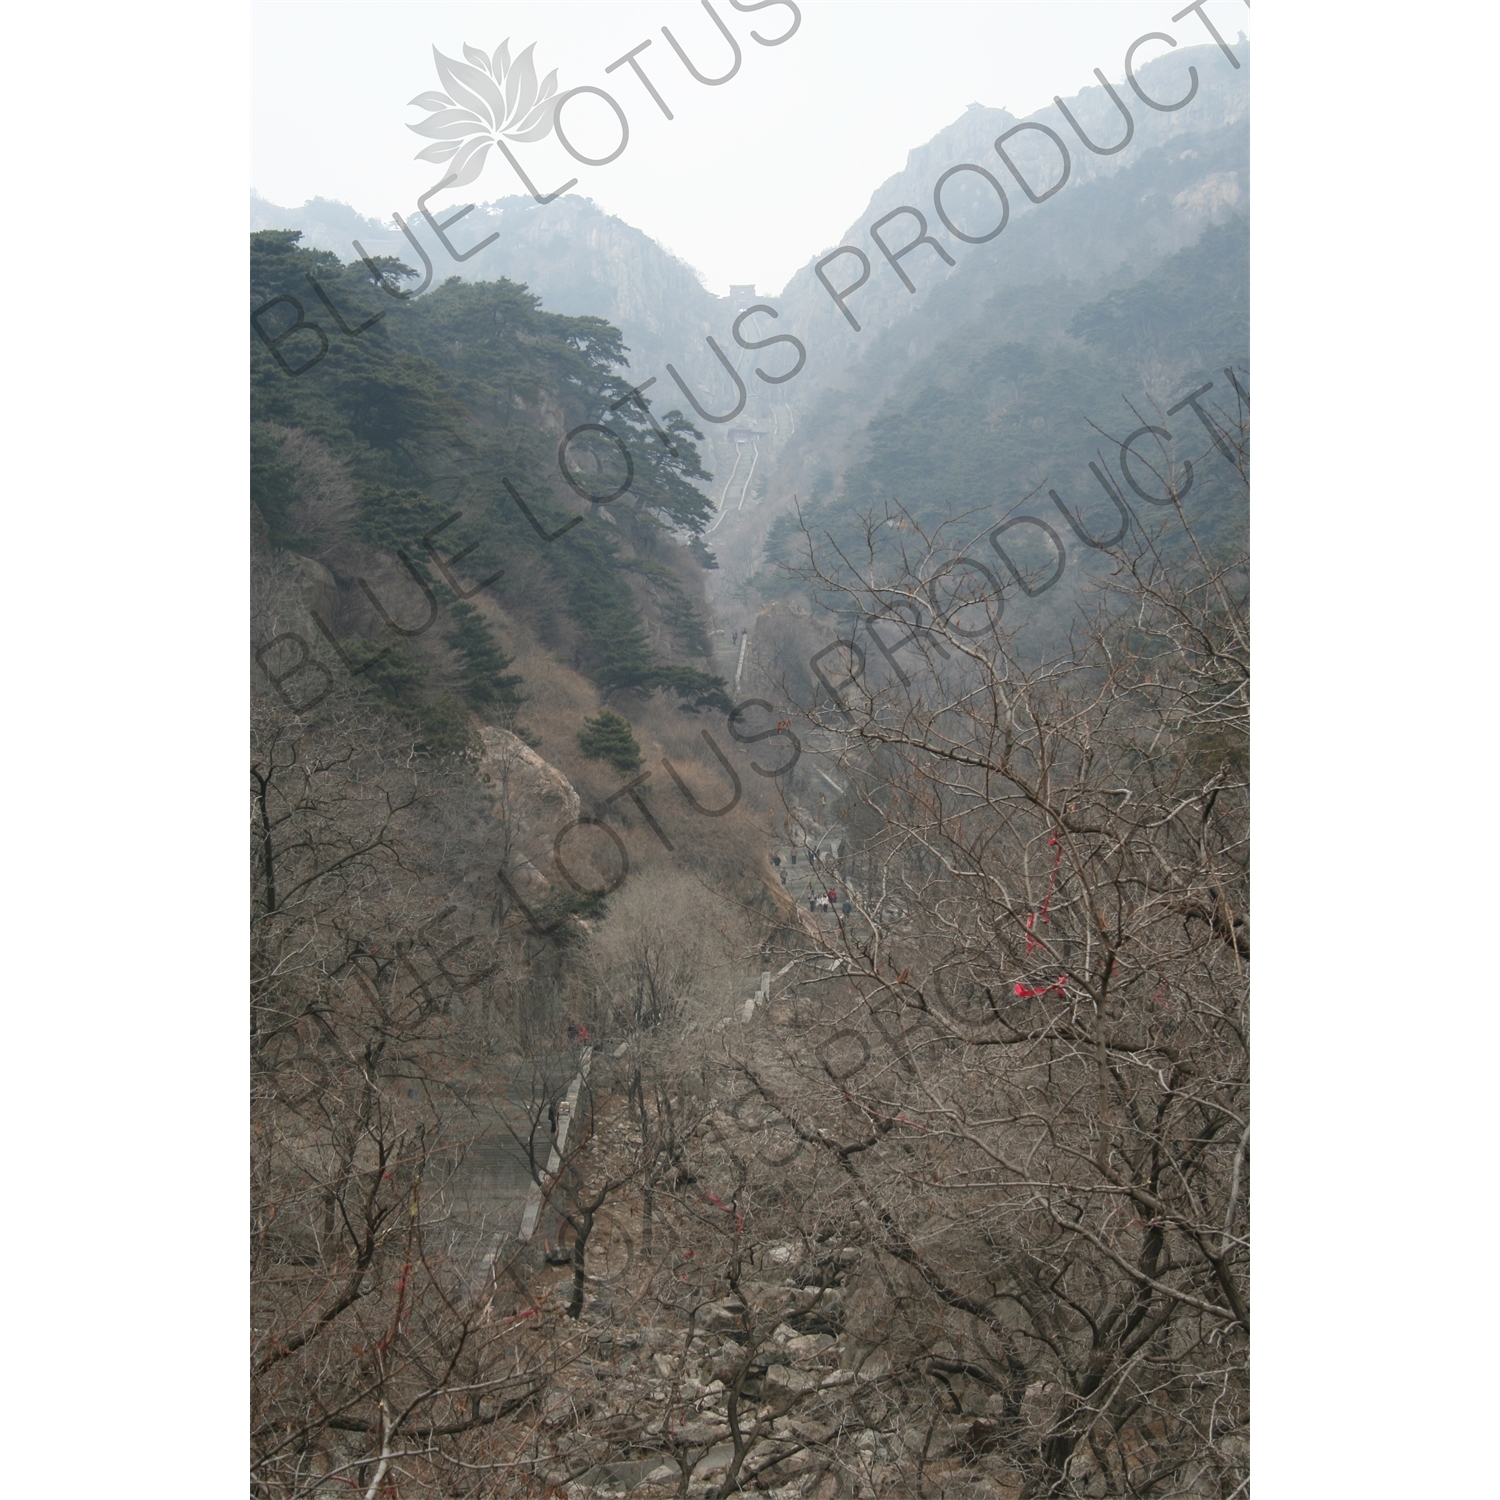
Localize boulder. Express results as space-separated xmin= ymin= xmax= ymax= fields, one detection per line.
xmin=695 ymin=1298 xmax=748 ymax=1335
xmin=478 ymin=726 xmax=581 ymax=894
xmin=765 ymin=1363 xmax=817 ymax=1398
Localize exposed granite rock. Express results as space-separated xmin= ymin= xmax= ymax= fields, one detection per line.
xmin=478 ymin=725 xmax=580 ymax=892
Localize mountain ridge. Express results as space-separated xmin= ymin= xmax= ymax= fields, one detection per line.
xmin=250 ymin=37 xmax=1246 ymax=405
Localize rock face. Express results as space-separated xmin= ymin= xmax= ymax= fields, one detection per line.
xmin=768 ymin=39 xmax=1251 ymax=405
xmin=477 ymin=726 xmax=580 ymax=892
xmin=249 ymin=191 xmax=729 ymax=400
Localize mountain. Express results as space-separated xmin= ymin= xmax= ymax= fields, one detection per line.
xmin=253 ymin=34 xmax=1246 ymax=593
xmin=767 ymin=38 xmax=1249 ymax=399
xmin=252 ymin=36 xmax=1249 ymax=658
xmin=698 ymin=38 xmax=1249 ymax=636
xmin=249 ymin=191 xmax=732 ymax=406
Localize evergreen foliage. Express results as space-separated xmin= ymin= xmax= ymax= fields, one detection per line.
xmin=445 ymin=600 xmax=525 ymax=715
xmin=250 ymin=423 xmax=305 ymax=546
xmin=624 ymin=557 xmax=714 ymax=660
xmin=763 ymin=219 xmax=1249 ymax=605
xmin=576 ymin=711 xmax=643 ymax=774
xmin=413 ymin=692 xmax=484 ymax=761
xmin=250 ymin=230 xmax=727 ymax=716
xmin=335 ymin=637 xmax=481 ymax=760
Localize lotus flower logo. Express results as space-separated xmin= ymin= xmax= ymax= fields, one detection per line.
xmin=408 ymin=41 xmax=560 ymax=188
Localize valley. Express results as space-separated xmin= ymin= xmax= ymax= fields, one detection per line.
xmin=251 ymin=34 xmax=1249 ymax=1499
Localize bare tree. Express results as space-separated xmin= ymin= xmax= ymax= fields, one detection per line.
xmin=710 ymin=414 xmax=1250 ymax=1497
xmin=252 ymin=566 xmax=578 ymax=1498
xmin=249 ymin=397 xmax=1250 ymax=1497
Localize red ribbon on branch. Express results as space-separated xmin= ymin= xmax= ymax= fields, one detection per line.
xmin=376 ymin=1259 xmax=412 ymax=1353
xmin=701 ymin=1191 xmax=744 ymax=1234
xmin=1024 ymin=833 xmax=1063 ymax=954
xmin=1014 ymin=976 xmax=1068 ymax=999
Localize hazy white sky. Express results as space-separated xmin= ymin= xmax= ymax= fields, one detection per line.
xmin=254 ymin=0 xmax=1251 ymax=294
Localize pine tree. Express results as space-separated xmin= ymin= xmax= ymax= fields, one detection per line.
xmin=576 ymin=710 xmax=642 ymax=774
xmin=445 ymin=600 xmax=524 ymax=714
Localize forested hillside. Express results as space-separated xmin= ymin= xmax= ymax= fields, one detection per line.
xmin=250 ymin=191 xmax=732 ymax=398
xmin=251 ymin=227 xmax=728 ymax=739
xmin=760 ymin=219 xmax=1248 ymax=651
